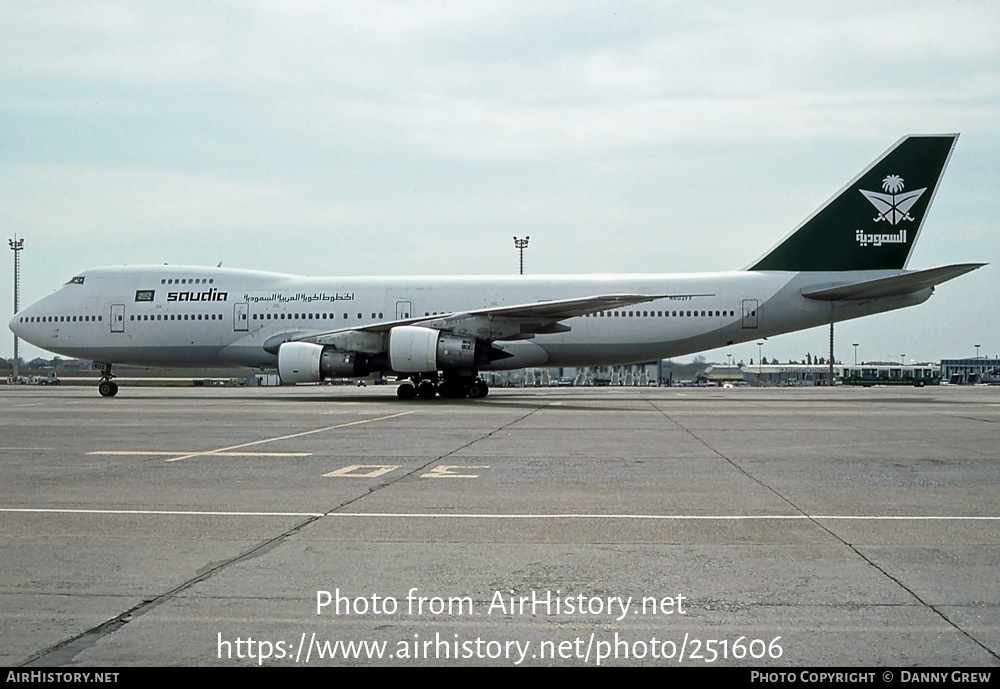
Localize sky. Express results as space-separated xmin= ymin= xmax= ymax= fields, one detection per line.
xmin=2 ymin=1 xmax=998 ymax=366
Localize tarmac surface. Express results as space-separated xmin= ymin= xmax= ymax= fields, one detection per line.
xmin=1 ymin=383 xmax=998 ymax=667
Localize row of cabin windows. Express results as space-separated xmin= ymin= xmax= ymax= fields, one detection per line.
xmin=131 ymin=314 xmax=223 ymax=321
xmin=415 ymin=310 xmax=741 ymax=318
xmin=19 ymin=315 xmax=103 ymax=323
xmin=21 ymin=313 xmax=229 ymax=323
xmin=261 ymin=309 xmax=741 ymax=320
xmin=20 ymin=308 xmax=741 ymax=325
xmin=252 ymin=312 xmax=384 ymax=320
xmin=160 ymin=278 xmax=215 ymax=285
xmin=586 ymin=309 xmax=738 ymax=318
xmin=30 ymin=311 xmax=395 ymax=323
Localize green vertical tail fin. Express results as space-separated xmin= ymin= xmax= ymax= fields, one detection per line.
xmin=749 ymin=134 xmax=958 ymax=272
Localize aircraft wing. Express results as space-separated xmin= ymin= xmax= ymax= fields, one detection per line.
xmin=801 ymin=263 xmax=985 ymax=301
xmin=408 ymin=292 xmax=667 ymax=326
xmin=292 ymin=293 xmax=666 ymax=351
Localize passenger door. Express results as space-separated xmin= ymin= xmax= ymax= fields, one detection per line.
xmin=234 ymin=302 xmax=249 ymax=331
xmin=110 ymin=304 xmax=125 ymax=333
xmin=741 ymin=299 xmax=758 ymax=329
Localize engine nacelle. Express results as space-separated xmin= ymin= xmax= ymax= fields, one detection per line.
xmin=388 ymin=325 xmax=492 ymax=373
xmin=278 ymin=341 xmax=373 ymax=383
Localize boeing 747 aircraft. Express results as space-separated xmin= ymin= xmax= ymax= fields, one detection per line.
xmin=9 ymin=135 xmax=984 ymax=399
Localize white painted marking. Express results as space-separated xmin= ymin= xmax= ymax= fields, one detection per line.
xmin=0 ymin=508 xmax=323 ymax=517
xmin=420 ymin=465 xmax=491 ymax=479
xmin=324 ymin=464 xmax=400 ymax=478
xmin=89 ymin=451 xmax=312 ymax=457
xmin=93 ymin=410 xmax=415 ymax=463
xmin=1 ymin=508 xmax=997 ymax=521
xmin=327 ymin=513 xmax=1000 ymax=521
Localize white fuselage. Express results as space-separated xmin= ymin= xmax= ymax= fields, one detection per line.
xmin=9 ymin=265 xmax=930 ymax=371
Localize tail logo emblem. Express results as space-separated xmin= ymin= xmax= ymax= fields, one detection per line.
xmin=859 ymin=174 xmax=926 ymax=226
xmin=855 ymin=174 xmax=926 ymax=247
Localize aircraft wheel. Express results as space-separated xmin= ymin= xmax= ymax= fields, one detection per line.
xmin=396 ymin=383 xmax=417 ymax=400
xmin=438 ymin=380 xmax=468 ymax=399
xmin=417 ymin=381 xmax=438 ymax=400
xmin=467 ymin=379 xmax=489 ymax=399
xmin=98 ymin=381 xmax=119 ymax=397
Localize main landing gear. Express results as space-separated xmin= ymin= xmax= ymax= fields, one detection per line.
xmin=95 ymin=362 xmax=119 ymax=397
xmin=396 ymin=372 xmax=489 ymax=400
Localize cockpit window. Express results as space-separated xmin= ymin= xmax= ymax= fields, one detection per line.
xmin=67 ymin=276 xmax=85 ymax=285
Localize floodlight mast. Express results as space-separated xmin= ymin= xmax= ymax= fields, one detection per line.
xmin=513 ymin=236 xmax=530 ymax=275
xmin=8 ymin=236 xmax=24 ymax=384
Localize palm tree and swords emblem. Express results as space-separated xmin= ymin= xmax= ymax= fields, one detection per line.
xmin=860 ymin=174 xmax=926 ymax=225
xmin=855 ymin=174 xmax=926 ymax=247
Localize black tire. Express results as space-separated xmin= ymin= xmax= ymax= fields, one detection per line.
xmin=396 ymin=383 xmax=417 ymax=400
xmin=438 ymin=380 xmax=469 ymax=399
xmin=467 ymin=380 xmax=489 ymax=399
xmin=417 ymin=381 xmax=438 ymax=400
xmin=98 ymin=381 xmax=118 ymax=397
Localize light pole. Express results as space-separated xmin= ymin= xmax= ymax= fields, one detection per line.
xmin=975 ymin=344 xmax=981 ymax=359
xmin=756 ymin=341 xmax=763 ymax=385
xmin=513 ymin=236 xmax=530 ymax=275
xmin=8 ymin=235 xmax=24 ymax=384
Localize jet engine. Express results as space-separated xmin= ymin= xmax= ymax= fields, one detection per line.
xmin=277 ymin=341 xmax=373 ymax=383
xmin=388 ymin=325 xmax=499 ymax=372
xmin=278 ymin=327 xmax=510 ymax=382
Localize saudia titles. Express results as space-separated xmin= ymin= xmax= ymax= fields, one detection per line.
xmin=166 ymin=288 xmax=229 ymax=302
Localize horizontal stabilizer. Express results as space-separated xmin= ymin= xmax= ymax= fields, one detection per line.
xmin=801 ymin=263 xmax=985 ymax=301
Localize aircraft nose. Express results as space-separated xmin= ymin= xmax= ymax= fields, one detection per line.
xmin=8 ymin=312 xmax=20 ymax=337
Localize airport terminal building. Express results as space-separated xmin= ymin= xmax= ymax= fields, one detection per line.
xmin=940 ymin=358 xmax=1000 ymax=384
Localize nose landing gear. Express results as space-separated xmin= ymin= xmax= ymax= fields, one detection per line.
xmin=94 ymin=362 xmax=119 ymax=397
